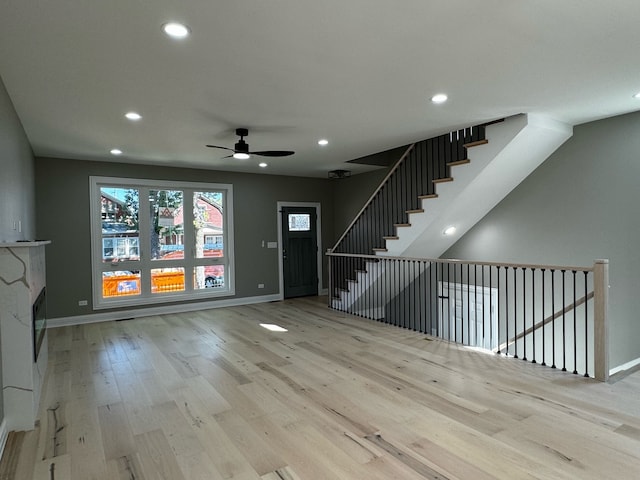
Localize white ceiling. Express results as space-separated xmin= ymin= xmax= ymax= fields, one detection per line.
xmin=1 ymin=0 xmax=639 ymax=178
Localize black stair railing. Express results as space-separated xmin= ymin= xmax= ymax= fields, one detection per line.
xmin=329 ymin=123 xmax=490 ymax=297
xmin=331 ymin=124 xmax=487 ymax=257
xmin=327 ymin=253 xmax=610 ymax=381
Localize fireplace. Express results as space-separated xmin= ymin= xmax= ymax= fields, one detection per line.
xmin=33 ymin=287 xmax=47 ymax=362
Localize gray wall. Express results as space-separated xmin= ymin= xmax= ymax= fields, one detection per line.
xmin=0 ymin=75 xmax=37 ymax=425
xmin=331 ymin=167 xmax=388 ymax=243
xmin=443 ymin=110 xmax=640 ymax=369
xmin=35 ymin=157 xmax=335 ymax=319
xmin=0 ymin=76 xmax=36 ymax=242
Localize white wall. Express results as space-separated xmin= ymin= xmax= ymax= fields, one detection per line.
xmin=443 ymin=110 xmax=640 ymax=369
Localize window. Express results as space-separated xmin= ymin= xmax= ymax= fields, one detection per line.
xmin=90 ymin=177 xmax=234 ymax=309
xmin=288 ymin=213 xmax=311 ymax=231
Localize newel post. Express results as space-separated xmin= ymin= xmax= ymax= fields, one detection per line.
xmin=593 ymin=259 xmax=609 ymax=382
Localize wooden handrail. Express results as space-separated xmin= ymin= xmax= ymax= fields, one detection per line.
xmin=494 ymin=291 xmax=594 ymax=353
xmin=326 ymin=251 xmax=595 ymax=273
xmin=330 ymin=143 xmax=415 ymax=252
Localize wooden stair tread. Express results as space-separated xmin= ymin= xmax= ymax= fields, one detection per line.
xmin=418 ymin=193 xmax=438 ymax=200
xmin=406 ymin=209 xmax=424 ymax=214
xmin=372 ymin=248 xmax=388 ymax=252
xmin=463 ymin=139 xmax=488 ymax=148
xmin=447 ymin=159 xmax=470 ymax=167
xmin=394 ymin=223 xmax=411 ymax=228
xmin=383 ymin=236 xmax=399 ymax=240
xmin=432 ymin=177 xmax=453 ymax=184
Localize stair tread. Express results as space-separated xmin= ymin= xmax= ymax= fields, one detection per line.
xmin=372 ymin=248 xmax=388 ymax=252
xmin=383 ymin=236 xmax=399 ymax=240
xmin=418 ymin=193 xmax=438 ymax=200
xmin=406 ymin=209 xmax=424 ymax=214
xmin=433 ymin=177 xmax=453 ymax=184
xmin=447 ymin=159 xmax=470 ymax=167
xmin=394 ymin=223 xmax=411 ymax=227
xmin=463 ymin=139 xmax=488 ymax=148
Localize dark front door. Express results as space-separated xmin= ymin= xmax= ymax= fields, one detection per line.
xmin=281 ymin=206 xmax=318 ymax=298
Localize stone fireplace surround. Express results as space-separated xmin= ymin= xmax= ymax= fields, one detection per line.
xmin=0 ymin=241 xmax=50 ymax=438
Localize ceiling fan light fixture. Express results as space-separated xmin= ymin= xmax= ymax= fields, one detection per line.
xmin=431 ymin=93 xmax=448 ymax=104
xmin=233 ymin=152 xmax=250 ymax=160
xmin=162 ymin=22 xmax=190 ymax=39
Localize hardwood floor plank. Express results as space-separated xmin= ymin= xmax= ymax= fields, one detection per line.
xmin=214 ymin=410 xmax=286 ymax=476
xmin=135 ymin=429 xmax=187 ymax=480
xmin=2 ymin=297 xmax=640 ymax=479
xmin=97 ymin=403 xmax=137 ymax=461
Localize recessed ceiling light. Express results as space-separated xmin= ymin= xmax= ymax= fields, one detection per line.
xmin=318 ymin=139 xmax=329 ymax=146
xmin=110 ymin=148 xmax=123 ymax=155
xmin=125 ymin=112 xmax=142 ymax=121
xmin=162 ymin=22 xmax=190 ymax=39
xmin=259 ymin=162 xmax=267 ymax=168
xmin=634 ymin=92 xmax=640 ymax=99
xmin=233 ymin=152 xmax=250 ymax=160
xmin=431 ymin=93 xmax=448 ymax=104
xmin=443 ymin=226 xmax=456 ymax=236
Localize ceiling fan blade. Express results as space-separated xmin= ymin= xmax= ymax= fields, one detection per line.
xmin=251 ymin=150 xmax=295 ymax=157
xmin=206 ymin=144 xmax=235 ymax=152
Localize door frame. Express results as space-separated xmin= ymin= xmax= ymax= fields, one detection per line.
xmin=277 ymin=201 xmax=324 ymax=300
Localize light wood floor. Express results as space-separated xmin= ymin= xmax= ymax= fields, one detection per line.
xmin=2 ymin=296 xmax=640 ymax=479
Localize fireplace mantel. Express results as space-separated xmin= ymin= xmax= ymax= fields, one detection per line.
xmin=0 ymin=241 xmax=50 ymax=432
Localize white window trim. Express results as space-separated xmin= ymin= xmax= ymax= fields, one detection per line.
xmin=90 ymin=176 xmax=235 ymax=310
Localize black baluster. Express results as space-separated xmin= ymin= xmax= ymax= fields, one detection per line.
xmin=541 ymin=269 xmax=546 ymax=366
xmin=512 ymin=266 xmax=516 ymax=355
xmin=505 ymin=267 xmax=509 ymax=356
xmin=551 ymin=269 xmax=556 ymax=369
xmin=572 ymin=270 xmax=578 ymax=374
xmin=467 ymin=264 xmax=471 ymax=346
xmin=522 ymin=267 xmax=527 ymax=361
xmin=531 ymin=268 xmax=536 ymax=364
xmin=562 ymin=269 xmax=567 ymax=372
xmin=496 ymin=266 xmax=501 ymax=354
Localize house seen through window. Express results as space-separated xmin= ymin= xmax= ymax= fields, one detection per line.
xmin=91 ymin=177 xmax=234 ymax=308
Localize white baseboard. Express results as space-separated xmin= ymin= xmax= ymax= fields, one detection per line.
xmin=0 ymin=418 xmax=8 ymax=462
xmin=609 ymin=357 xmax=640 ymax=376
xmin=47 ymin=293 xmax=282 ymax=327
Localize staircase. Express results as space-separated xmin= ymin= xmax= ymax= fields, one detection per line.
xmin=330 ymin=114 xmax=573 ymax=308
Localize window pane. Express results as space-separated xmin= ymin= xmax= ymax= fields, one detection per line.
xmin=102 ymin=271 xmax=140 ymax=297
xmin=194 ymin=191 xmax=224 ymax=259
xmin=194 ymin=265 xmax=225 ymax=290
xmin=288 ymin=213 xmax=310 ymax=231
xmin=151 ymin=268 xmax=185 ymax=293
xmin=101 ymin=187 xmax=139 ymax=262
xmin=150 ymin=190 xmax=184 ymax=260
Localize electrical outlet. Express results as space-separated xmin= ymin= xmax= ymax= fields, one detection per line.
xmin=78 ymin=300 xmax=88 ymax=306
xmin=258 ymin=283 xmax=265 ymax=289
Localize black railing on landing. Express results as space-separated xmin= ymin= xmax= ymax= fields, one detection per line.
xmin=327 ymin=253 xmax=610 ymax=381
xmin=331 ymin=123 xmax=488 ymax=256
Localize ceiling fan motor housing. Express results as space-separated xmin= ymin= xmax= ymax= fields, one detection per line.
xmin=234 ymin=139 xmax=249 ymax=153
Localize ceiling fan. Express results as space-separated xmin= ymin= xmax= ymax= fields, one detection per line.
xmin=206 ymin=128 xmax=294 ymax=159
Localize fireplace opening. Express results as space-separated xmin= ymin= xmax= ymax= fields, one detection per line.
xmin=33 ymin=287 xmax=47 ymax=362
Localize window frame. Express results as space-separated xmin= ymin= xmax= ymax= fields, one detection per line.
xmin=90 ymin=176 xmax=235 ymax=309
